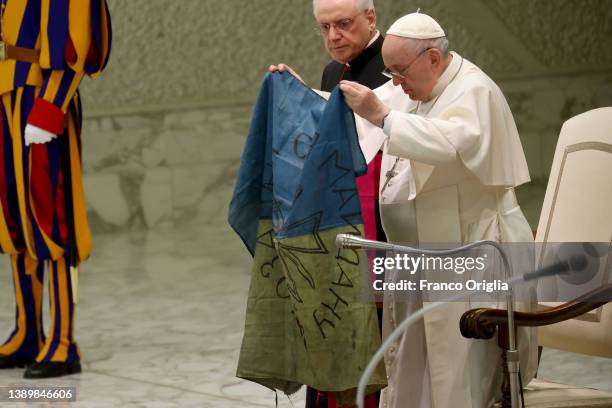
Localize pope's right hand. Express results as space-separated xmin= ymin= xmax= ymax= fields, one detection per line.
xmin=268 ymin=63 xmax=305 ymax=84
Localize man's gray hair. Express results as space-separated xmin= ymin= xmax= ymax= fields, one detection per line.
xmin=407 ymin=36 xmax=449 ymax=56
xmin=313 ymin=0 xmax=375 ymax=14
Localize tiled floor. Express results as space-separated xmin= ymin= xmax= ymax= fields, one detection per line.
xmin=0 ymin=224 xmax=610 ymax=407
xmin=0 ymin=225 xmax=305 ymax=407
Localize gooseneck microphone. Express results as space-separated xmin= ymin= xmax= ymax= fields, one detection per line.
xmin=523 ymin=254 xmax=588 ymax=281
xmin=336 ymin=233 xmax=588 ymax=282
xmin=336 ymin=233 xmax=588 ymax=408
xmin=335 ymin=234 xmax=394 ymax=251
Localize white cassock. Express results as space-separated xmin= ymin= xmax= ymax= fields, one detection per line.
xmin=354 ymin=52 xmax=539 ymax=408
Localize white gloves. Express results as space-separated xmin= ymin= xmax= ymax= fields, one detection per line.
xmin=24 ymin=124 xmax=57 ymax=146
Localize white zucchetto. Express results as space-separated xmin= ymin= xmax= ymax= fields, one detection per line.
xmin=386 ymin=12 xmax=445 ymax=39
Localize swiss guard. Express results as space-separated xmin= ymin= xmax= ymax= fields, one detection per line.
xmin=0 ymin=0 xmax=111 ymax=378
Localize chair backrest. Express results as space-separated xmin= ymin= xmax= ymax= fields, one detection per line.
xmin=535 ymin=107 xmax=612 ymax=358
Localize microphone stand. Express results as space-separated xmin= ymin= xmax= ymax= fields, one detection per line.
xmin=335 ymin=235 xmax=521 ymax=408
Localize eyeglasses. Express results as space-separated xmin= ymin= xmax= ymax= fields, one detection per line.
xmin=316 ymin=10 xmax=367 ymax=36
xmin=382 ymin=47 xmax=433 ymax=80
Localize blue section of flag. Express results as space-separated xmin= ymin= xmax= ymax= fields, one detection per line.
xmin=229 ymin=72 xmax=366 ymax=256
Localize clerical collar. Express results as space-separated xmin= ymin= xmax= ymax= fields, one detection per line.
xmin=367 ymin=30 xmax=381 ymax=47
xmin=345 ymin=31 xmax=382 ymax=69
xmin=429 ymin=51 xmax=462 ymax=100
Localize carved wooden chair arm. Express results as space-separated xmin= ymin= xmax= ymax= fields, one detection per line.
xmin=460 ymin=284 xmax=612 ymax=340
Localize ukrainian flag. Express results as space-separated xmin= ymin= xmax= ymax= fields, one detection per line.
xmin=229 ymin=72 xmax=386 ymax=404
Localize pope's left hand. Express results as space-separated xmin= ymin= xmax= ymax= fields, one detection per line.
xmin=24 ymin=124 xmax=57 ymax=146
xmin=339 ymin=80 xmax=390 ymax=128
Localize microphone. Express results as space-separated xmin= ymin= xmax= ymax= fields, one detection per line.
xmin=335 ymin=234 xmax=394 ymax=251
xmin=336 ymin=233 xmax=590 ymax=282
xmin=340 ymin=233 xmax=590 ymax=408
xmin=523 ymin=254 xmax=588 ymax=281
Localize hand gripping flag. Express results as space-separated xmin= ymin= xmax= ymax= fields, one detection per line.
xmin=229 ymin=72 xmax=386 ymax=404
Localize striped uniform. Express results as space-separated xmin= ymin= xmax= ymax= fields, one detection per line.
xmin=0 ymin=0 xmax=111 ymax=364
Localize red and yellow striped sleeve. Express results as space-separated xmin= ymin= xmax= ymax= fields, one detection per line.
xmin=27 ymin=0 xmax=112 ymax=134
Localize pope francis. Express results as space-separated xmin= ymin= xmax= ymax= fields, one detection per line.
xmin=339 ymin=12 xmax=538 ymax=408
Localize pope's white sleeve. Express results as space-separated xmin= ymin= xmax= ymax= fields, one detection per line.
xmin=383 ymin=110 xmax=458 ymax=165
xmin=383 ymin=85 xmax=491 ymax=167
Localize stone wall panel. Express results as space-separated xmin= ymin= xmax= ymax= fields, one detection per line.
xmin=76 ymin=1 xmax=611 ymax=233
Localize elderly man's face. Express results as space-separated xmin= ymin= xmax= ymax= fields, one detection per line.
xmin=315 ymin=0 xmax=376 ymax=64
xmin=382 ymin=35 xmax=440 ymax=102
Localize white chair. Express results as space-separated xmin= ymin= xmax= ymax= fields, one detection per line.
xmin=461 ymin=107 xmax=612 ymax=407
